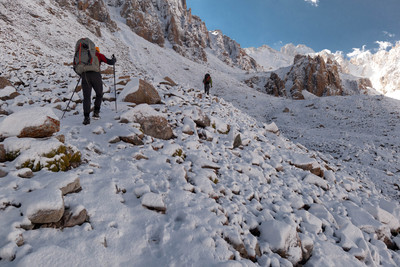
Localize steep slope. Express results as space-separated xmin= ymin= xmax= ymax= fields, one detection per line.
xmin=346 ymin=43 xmax=400 ymax=98
xmin=244 ymin=45 xmax=293 ymax=71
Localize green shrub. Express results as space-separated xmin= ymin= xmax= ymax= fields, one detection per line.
xmin=172 ymin=148 xmax=186 ymax=160
xmin=19 ymin=145 xmax=81 ymax=172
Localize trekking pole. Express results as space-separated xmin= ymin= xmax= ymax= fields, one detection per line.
xmin=61 ymin=77 xmax=81 ymax=119
xmin=113 ymin=57 xmax=117 ymax=112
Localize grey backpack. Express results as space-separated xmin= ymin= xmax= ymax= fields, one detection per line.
xmin=73 ymin=38 xmax=100 ymax=75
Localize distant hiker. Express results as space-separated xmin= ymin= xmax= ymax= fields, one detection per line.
xmin=202 ymin=73 xmax=213 ymax=95
xmin=73 ymin=38 xmax=116 ymax=125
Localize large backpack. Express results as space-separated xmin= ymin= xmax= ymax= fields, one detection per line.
xmin=73 ymin=38 xmax=100 ymax=75
xmin=204 ymin=73 xmax=211 ymax=84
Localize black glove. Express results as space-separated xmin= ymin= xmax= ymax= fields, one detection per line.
xmin=111 ymin=54 xmax=117 ymax=65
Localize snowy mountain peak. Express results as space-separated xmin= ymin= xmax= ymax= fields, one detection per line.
xmin=280 ymin=43 xmax=315 ymax=57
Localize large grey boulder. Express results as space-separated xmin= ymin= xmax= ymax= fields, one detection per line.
xmin=120 ymin=104 xmax=174 ymax=140
xmin=120 ymin=79 xmax=161 ymax=105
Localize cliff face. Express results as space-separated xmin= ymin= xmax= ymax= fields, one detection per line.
xmin=55 ymin=0 xmax=118 ymax=36
xmin=209 ymin=30 xmax=261 ymax=71
xmin=347 ymin=43 xmax=400 ymax=95
xmin=119 ymin=0 xmax=208 ymax=62
xmin=119 ymin=0 xmax=260 ymax=70
xmin=71 ymin=0 xmax=255 ymax=70
xmin=265 ymin=55 xmax=344 ymax=99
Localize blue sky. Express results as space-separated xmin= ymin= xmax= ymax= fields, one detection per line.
xmin=186 ymin=0 xmax=400 ymax=54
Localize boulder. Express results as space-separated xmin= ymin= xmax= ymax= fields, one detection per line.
xmin=0 ymin=107 xmax=60 ymax=138
xmin=0 ymin=77 xmax=12 ymax=88
xmin=0 ymin=86 xmax=19 ymax=101
xmin=26 ymin=189 xmax=65 ymax=224
xmin=121 ymin=79 xmax=161 ymax=105
xmin=62 ymin=206 xmax=89 ymax=228
xmin=188 ymin=108 xmax=211 ymax=128
xmin=119 ymin=134 xmax=144 ymax=145
xmin=19 ymin=116 xmax=60 ymax=138
xmin=120 ymin=104 xmax=174 ymax=140
xmin=260 ymin=219 xmax=302 ymax=265
xmin=139 ymin=116 xmax=173 ymax=140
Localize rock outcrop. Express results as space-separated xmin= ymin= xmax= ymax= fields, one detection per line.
xmin=209 ymin=30 xmax=261 ymax=71
xmin=265 ymin=72 xmax=286 ymax=97
xmin=120 ymin=0 xmax=209 ymax=63
xmin=265 ymin=55 xmax=343 ymax=99
xmin=118 ymin=0 xmax=259 ymax=70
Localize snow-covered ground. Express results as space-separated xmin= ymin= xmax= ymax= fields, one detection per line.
xmin=1 ymin=1 xmax=400 ymax=266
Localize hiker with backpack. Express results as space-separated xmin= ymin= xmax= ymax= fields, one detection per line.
xmin=202 ymin=73 xmax=213 ymax=95
xmin=73 ymin=38 xmax=116 ymax=125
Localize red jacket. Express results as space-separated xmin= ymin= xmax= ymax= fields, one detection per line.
xmin=96 ymin=52 xmax=108 ymax=65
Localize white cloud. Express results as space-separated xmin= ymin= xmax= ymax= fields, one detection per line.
xmin=375 ymin=41 xmax=393 ymax=51
xmin=347 ymin=45 xmax=368 ymax=58
xmin=305 ymin=0 xmax=319 ymax=6
xmin=383 ymin=31 xmax=395 ymax=38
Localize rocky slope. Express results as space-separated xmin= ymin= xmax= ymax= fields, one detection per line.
xmin=1 ymin=1 xmax=400 ymax=266
xmin=55 ymin=0 xmax=260 ymax=71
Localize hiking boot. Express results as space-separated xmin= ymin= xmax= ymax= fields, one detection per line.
xmin=93 ymin=110 xmax=100 ymax=119
xmin=82 ymin=116 xmax=90 ymax=125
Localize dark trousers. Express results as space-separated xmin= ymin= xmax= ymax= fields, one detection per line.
xmin=204 ymin=83 xmax=210 ymax=95
xmin=82 ymin=71 xmax=103 ymax=117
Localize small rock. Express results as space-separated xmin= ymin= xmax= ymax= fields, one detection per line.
xmin=162 ymin=76 xmax=177 ymax=86
xmin=141 ymin=192 xmax=166 ymax=213
xmin=59 ymin=177 xmax=81 ymax=196
xmin=63 ymin=207 xmax=89 ymax=228
xmin=17 ymin=168 xmax=34 ymax=178
xmin=233 ymin=134 xmax=242 ymax=149
xmin=108 ymin=136 xmax=121 ymax=143
xmin=0 ymin=168 xmax=7 ymax=178
xmin=120 ymin=134 xmax=144 ymax=145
